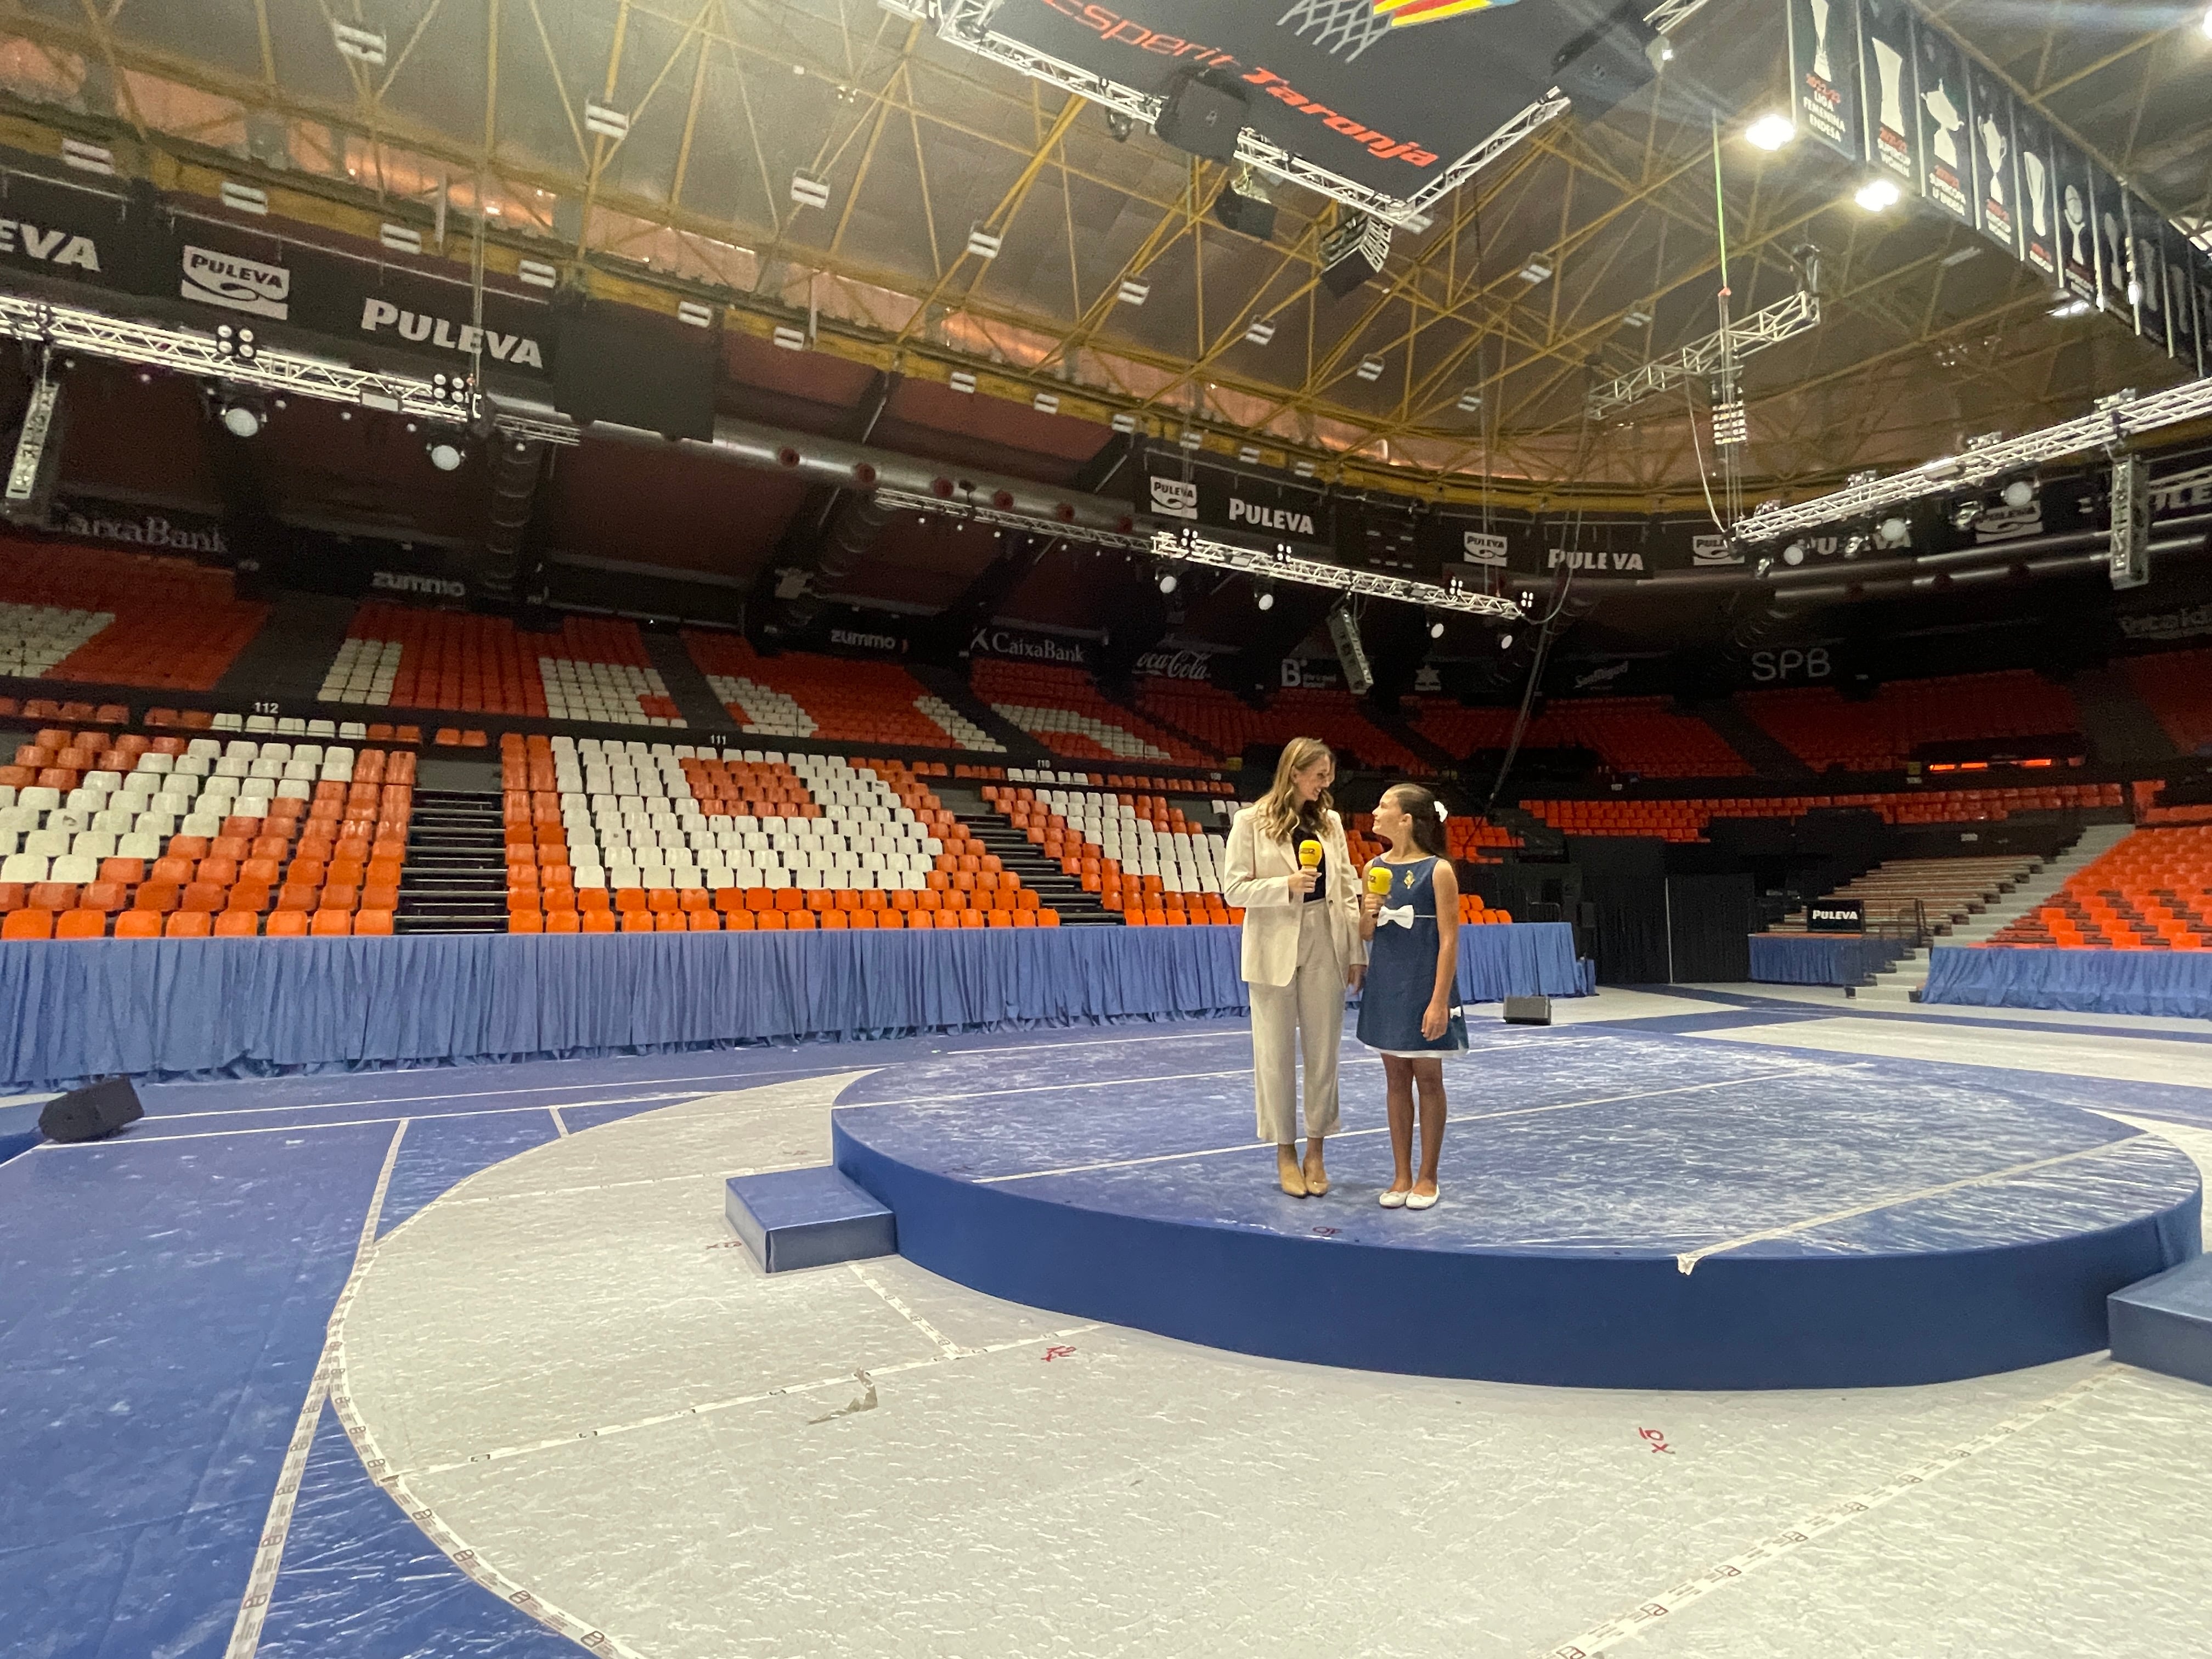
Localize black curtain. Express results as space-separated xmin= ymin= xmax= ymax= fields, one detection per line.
xmin=1570 ymin=838 xmax=1669 ymax=985
xmin=1666 ymin=873 xmax=1756 ymax=983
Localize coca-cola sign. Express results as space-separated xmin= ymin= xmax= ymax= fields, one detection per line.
xmin=1133 ymin=646 xmax=1213 ymax=680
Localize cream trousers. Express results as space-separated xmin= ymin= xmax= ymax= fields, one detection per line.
xmin=1249 ymin=899 xmax=1345 ymax=1144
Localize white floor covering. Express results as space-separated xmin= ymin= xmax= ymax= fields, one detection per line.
xmin=329 ymin=990 xmax=2212 ymax=1658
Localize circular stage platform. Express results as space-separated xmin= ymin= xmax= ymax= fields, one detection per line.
xmin=831 ymin=1026 xmax=2202 ymax=1390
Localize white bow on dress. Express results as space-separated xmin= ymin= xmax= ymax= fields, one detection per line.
xmin=1376 ymin=904 xmax=1416 ymax=929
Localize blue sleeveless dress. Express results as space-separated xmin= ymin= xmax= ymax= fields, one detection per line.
xmin=1356 ymin=856 xmax=1468 ymax=1058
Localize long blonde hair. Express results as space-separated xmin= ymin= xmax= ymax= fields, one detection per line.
xmin=1254 ymin=736 xmax=1335 ymax=842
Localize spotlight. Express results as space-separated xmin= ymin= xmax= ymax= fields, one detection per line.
xmin=1951 ymin=499 xmax=1983 ymax=530
xmin=1876 ymin=516 xmax=1910 ymax=548
xmin=1496 ymin=631 xmax=1514 ymax=651
xmin=1755 ymin=556 xmax=1774 ymax=579
xmin=1746 ymin=112 xmax=1796 ymax=151
xmin=1854 ymin=178 xmax=1900 ymax=212
xmin=1842 ymin=534 xmax=1869 ymax=559
xmin=427 ymin=439 xmax=464 ymax=472
xmin=1256 ymin=586 xmax=1275 ymax=611
xmin=1781 ymin=541 xmax=1806 ymax=566
xmin=220 ymin=404 xmax=262 ymax=438
xmin=1105 ymin=109 xmax=1134 ymax=142
xmin=1156 ymin=567 xmax=1179 ymax=595
xmin=1428 ymin=619 xmax=1446 ymax=640
xmin=2002 ymin=478 xmax=2036 ymax=510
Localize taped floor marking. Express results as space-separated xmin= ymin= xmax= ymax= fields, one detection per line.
xmin=1674 ymin=1134 xmax=2154 ymax=1274
xmin=548 ymin=1106 xmax=571 ymax=1138
xmin=1534 ymin=1367 xmax=2115 ymax=1657
xmin=977 ymin=1065 xmax=1852 ymax=1185
xmin=849 ymin=1261 xmax=968 ymax=1358
xmin=224 ymin=1117 xmax=410 ymax=1659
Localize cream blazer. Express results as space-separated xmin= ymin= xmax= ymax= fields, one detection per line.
xmin=1223 ymin=805 xmax=1366 ymax=988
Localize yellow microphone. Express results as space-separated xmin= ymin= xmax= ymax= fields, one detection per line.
xmin=1366 ymin=864 xmax=1395 ymax=898
xmin=1297 ymin=838 xmax=1323 ymax=872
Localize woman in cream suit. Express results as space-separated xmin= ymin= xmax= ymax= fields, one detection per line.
xmin=1224 ymin=737 xmax=1366 ymax=1197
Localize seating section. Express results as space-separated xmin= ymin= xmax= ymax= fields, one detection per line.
xmin=2123 ymin=649 xmax=2212 ymax=755
xmin=499 ymin=735 xmax=1052 ymax=933
xmin=1774 ymin=856 xmax=2038 ymax=935
xmin=1408 ymin=697 xmax=1751 ymax=778
xmin=1135 ymin=680 xmax=1430 ymax=774
xmin=984 ymin=783 xmax=1229 ymax=924
xmin=320 ymin=605 xmax=684 ymax=725
xmin=978 ymin=662 xmax=1216 ymax=767
xmin=1347 ymin=811 xmax=1521 ymax=868
xmin=995 ymin=762 xmax=1236 ymax=798
xmin=1990 ymin=827 xmax=2212 ymax=951
xmin=1525 ymin=782 xmax=2124 ymax=843
xmin=0 ymin=541 xmax=267 ymax=690
xmin=684 ymin=634 xmax=1006 ymax=752
xmin=1743 ymin=672 xmax=2082 ymax=773
xmin=0 ymin=730 xmax=410 ymax=938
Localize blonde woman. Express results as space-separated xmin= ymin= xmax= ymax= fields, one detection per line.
xmin=1224 ymin=737 xmax=1367 ymax=1197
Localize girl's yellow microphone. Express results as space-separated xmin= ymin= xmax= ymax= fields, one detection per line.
xmin=1366 ymin=864 xmax=1395 ymax=898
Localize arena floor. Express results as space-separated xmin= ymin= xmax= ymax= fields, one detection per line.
xmin=5 ymin=986 xmax=2210 ymax=1659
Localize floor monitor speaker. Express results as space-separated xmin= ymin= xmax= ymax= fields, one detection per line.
xmin=1503 ymin=996 xmax=1553 ymax=1026
xmin=39 ymin=1076 xmax=144 ymax=1143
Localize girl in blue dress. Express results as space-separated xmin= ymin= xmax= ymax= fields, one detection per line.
xmin=1357 ymin=783 xmax=1464 ymax=1210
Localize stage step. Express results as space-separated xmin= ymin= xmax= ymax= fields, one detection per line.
xmin=938 ymin=784 xmax=1124 ymax=926
xmin=1856 ymin=824 xmax=2136 ymax=1005
xmin=725 ymin=1167 xmax=896 ymax=1273
xmin=398 ymin=786 xmax=509 ymax=936
xmin=2111 ymin=1253 xmax=2212 ymax=1388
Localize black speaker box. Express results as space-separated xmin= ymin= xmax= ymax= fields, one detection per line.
xmin=40 ymin=1076 xmax=144 ymax=1143
xmin=1214 ymin=188 xmax=1277 ymax=242
xmin=1154 ymin=74 xmax=1249 ymax=162
xmin=1551 ymin=7 xmax=1661 ymax=125
xmin=1503 ymin=995 xmax=1553 ymax=1026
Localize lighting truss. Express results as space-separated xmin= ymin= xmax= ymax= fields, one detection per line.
xmin=0 ymin=291 xmax=579 ymax=443
xmin=1153 ymin=531 xmax=1523 ymax=618
xmin=1588 ymin=289 xmax=1821 ymax=419
xmin=876 ymin=486 xmax=1152 ymax=550
xmin=1739 ymin=373 xmax=2212 ymax=541
xmin=932 ymin=0 xmax=1716 ymax=230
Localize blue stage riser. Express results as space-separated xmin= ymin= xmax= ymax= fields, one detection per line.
xmin=831 ymin=1030 xmax=2203 ymax=1391
xmin=1750 ymin=933 xmax=1910 ymax=986
xmin=1926 ymin=944 xmax=2212 ymax=1019
xmin=2109 ymin=1255 xmax=2212 ymax=1388
xmin=0 ymin=924 xmax=1589 ymax=1090
xmin=725 ymin=1168 xmax=896 ymax=1274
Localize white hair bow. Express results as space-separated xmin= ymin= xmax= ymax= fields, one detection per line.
xmin=1434 ymin=802 xmax=1449 ymax=821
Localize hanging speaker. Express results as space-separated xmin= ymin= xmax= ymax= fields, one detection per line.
xmin=1214 ymin=185 xmax=1277 ymax=242
xmin=1321 ymin=214 xmax=1391 ymax=299
xmin=1551 ymin=7 xmax=1662 ymax=125
xmin=38 ymin=1076 xmax=145 ymax=1143
xmin=1154 ymin=74 xmax=1249 ymax=162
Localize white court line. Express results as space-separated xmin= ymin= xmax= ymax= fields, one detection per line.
xmin=223 ymin=1117 xmax=409 ymax=1659
xmin=548 ymin=1106 xmax=571 ymax=1138
xmin=30 ymin=1100 xmax=629 ymax=1148
xmin=977 ymin=1065 xmax=1852 ymax=1185
xmin=849 ymin=1261 xmax=967 ymax=1358
xmin=1674 ymin=1135 xmax=2155 ymax=1275
xmin=145 ymin=1087 xmax=710 ymax=1123
xmin=148 ymin=1058 xmax=847 ymax=1111
xmin=1534 ymin=1367 xmax=2114 ymax=1658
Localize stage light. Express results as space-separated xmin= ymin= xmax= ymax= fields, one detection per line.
xmin=1951 ymin=499 xmax=1983 ymax=529
xmin=1105 ymin=110 xmax=1134 ymax=142
xmin=1156 ymin=567 xmax=1179 ymax=595
xmin=1854 ymin=178 xmax=1900 ymax=212
xmin=1497 ymin=631 xmax=1514 ymax=651
xmin=2002 ymin=478 xmax=2036 ymax=510
xmin=1256 ymin=587 xmax=1275 ymax=611
xmin=1876 ymin=516 xmax=1910 ymax=548
xmin=220 ymin=404 xmax=262 ymax=438
xmin=1746 ymin=112 xmax=1796 ymax=151
xmin=1428 ymin=619 xmax=1446 ymax=640
xmin=1842 ymin=534 xmax=1868 ymax=558
xmin=427 ymin=439 xmax=464 ymax=472
xmin=1781 ymin=541 xmax=1805 ymax=566
xmin=1754 ymin=556 xmax=1774 ymax=579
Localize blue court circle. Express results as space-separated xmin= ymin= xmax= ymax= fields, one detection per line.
xmin=831 ymin=1028 xmax=2203 ymax=1390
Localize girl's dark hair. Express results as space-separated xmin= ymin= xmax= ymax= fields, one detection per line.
xmin=1385 ymin=783 xmax=1449 ymax=859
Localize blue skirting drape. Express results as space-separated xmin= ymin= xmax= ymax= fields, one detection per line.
xmin=0 ymin=922 xmax=1589 ymax=1088
xmin=1750 ymin=932 xmax=1909 ymax=986
xmin=1922 ymin=944 xmax=2212 ymax=1019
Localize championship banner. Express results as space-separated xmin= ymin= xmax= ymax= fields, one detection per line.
xmin=1785 ymin=0 xmax=1859 ymax=161
xmin=1137 ymin=449 xmax=1335 ymax=551
xmin=2010 ymin=103 xmax=2061 ymax=281
xmin=1910 ymin=20 xmax=1973 ymax=228
xmin=2053 ymin=138 xmax=2102 ymax=306
xmin=1857 ymin=0 xmax=1922 ymax=199
xmin=958 ymin=0 xmax=1652 ymax=211
xmin=1965 ymin=58 xmax=2019 ymax=257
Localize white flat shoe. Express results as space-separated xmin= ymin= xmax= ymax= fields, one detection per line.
xmin=1379 ymin=1188 xmax=1408 ymax=1209
xmin=1405 ymin=1188 xmax=1440 ymax=1211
